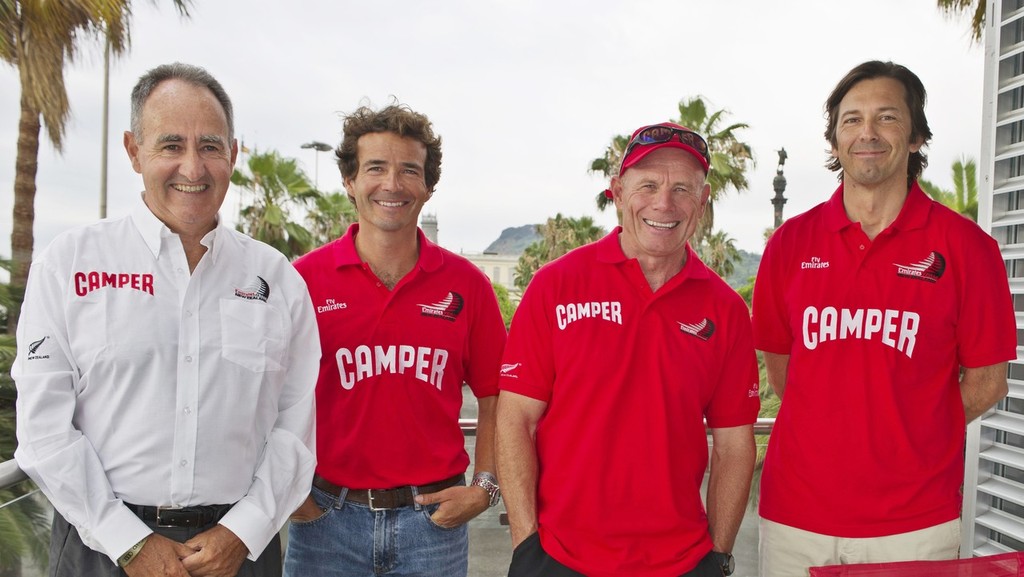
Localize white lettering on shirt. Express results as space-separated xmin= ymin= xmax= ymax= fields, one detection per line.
xmin=802 ymin=306 xmax=919 ymax=358
xmin=336 ymin=345 xmax=449 ymax=391
xmin=555 ymin=301 xmax=623 ymax=330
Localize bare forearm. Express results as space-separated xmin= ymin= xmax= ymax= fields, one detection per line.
xmin=496 ymin=395 xmax=544 ymax=547
xmin=962 ymin=363 xmax=1009 ymax=423
xmin=474 ymin=395 xmax=498 ymax=474
xmin=761 ymin=352 xmax=789 ymax=399
xmin=706 ymin=427 xmax=756 ymax=552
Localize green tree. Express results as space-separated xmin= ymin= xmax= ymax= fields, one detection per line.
xmin=306 ymin=191 xmax=357 ymax=247
xmin=589 ymin=96 xmax=754 ymax=243
xmin=937 ymin=0 xmax=984 ymax=44
xmin=0 ymin=260 xmax=49 ymax=576
xmin=232 ymin=149 xmax=320 ymax=260
xmin=514 ymin=214 xmax=605 ymax=291
xmin=919 ymin=156 xmax=978 ymax=221
xmin=1 ymin=0 xmax=191 ymax=335
xmin=696 ymin=230 xmax=741 ymax=279
xmin=492 ymin=282 xmax=516 ymax=330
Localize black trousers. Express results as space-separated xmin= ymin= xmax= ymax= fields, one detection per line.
xmin=47 ymin=512 xmax=282 ymax=577
xmin=507 ymin=532 xmax=724 ymax=577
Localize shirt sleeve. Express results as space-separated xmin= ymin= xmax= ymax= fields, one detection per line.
xmin=14 ymin=255 xmax=153 ymax=563
xmin=954 ymin=229 xmax=1017 ymax=368
xmin=705 ymin=297 xmax=761 ymax=428
xmin=499 ymin=272 xmax=556 ymax=402
xmin=218 ymin=268 xmax=319 ymax=559
xmin=463 ymin=274 xmax=508 ymax=399
xmin=751 ymin=230 xmax=793 ymax=355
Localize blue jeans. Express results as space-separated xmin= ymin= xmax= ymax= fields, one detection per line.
xmin=283 ymin=484 xmax=468 ymax=577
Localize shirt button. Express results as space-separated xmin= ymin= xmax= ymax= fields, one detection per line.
xmin=859 ymin=244 xmax=865 ymax=250
xmin=185 ymin=310 xmax=193 ymax=317
xmin=185 ymin=355 xmax=193 ymax=363
xmin=179 ymin=460 xmax=188 ymax=467
xmin=184 ymin=406 xmax=192 ymax=415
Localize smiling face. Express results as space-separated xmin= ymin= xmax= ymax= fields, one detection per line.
xmin=344 ymin=131 xmax=431 ymax=235
xmin=612 ymin=146 xmax=710 ymax=268
xmin=832 ymin=76 xmax=923 ymax=191
xmin=124 ymin=78 xmax=237 ymax=238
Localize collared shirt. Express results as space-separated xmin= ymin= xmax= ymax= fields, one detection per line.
xmin=14 ymin=197 xmax=320 ymax=563
xmin=499 ymin=229 xmax=760 ymax=577
xmin=752 ymin=182 xmax=1017 ymax=536
xmin=293 ymin=223 xmax=507 ymax=488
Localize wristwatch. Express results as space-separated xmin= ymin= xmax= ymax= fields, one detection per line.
xmin=714 ymin=551 xmax=735 ymax=576
xmin=470 ymin=472 xmax=501 ymax=507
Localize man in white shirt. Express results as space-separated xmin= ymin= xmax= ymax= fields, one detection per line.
xmin=13 ymin=62 xmax=319 ymax=577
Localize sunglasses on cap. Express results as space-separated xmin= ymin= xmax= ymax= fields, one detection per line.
xmin=623 ymin=125 xmax=711 ymax=168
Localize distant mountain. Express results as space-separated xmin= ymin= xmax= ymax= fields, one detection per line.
xmin=484 ymin=224 xmax=541 ymax=254
xmin=725 ymin=249 xmax=761 ymax=289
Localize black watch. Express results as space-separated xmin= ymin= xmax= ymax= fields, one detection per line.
xmin=713 ymin=551 xmax=735 ymax=576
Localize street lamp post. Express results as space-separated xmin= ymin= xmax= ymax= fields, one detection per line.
xmin=301 ymin=141 xmax=333 ymax=190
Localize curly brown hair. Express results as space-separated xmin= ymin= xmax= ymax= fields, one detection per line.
xmin=336 ymin=104 xmax=443 ymax=191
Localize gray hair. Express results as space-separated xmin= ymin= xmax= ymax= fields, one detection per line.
xmin=129 ymin=62 xmax=234 ymax=143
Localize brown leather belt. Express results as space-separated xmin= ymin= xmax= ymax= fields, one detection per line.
xmin=313 ymin=473 xmax=464 ymax=510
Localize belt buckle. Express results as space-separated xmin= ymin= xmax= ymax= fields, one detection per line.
xmin=156 ymin=505 xmax=182 ymax=527
xmin=367 ymin=490 xmax=389 ymax=511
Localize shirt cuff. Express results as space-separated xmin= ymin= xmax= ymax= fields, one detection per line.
xmin=219 ymin=500 xmax=275 ymax=561
xmin=92 ymin=506 xmax=153 ymax=565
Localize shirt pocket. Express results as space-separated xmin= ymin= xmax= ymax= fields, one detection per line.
xmin=219 ymin=299 xmax=286 ymax=373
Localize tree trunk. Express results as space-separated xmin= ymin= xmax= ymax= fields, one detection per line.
xmin=9 ymin=92 xmax=41 ymax=335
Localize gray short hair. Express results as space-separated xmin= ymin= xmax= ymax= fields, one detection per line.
xmin=129 ymin=62 xmax=234 ymax=143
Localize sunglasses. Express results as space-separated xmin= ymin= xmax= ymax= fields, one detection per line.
xmin=623 ymin=125 xmax=711 ymax=167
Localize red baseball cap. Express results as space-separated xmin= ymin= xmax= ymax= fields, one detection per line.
xmin=603 ymin=122 xmax=710 ymax=198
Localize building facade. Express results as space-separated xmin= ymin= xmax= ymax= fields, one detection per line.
xmin=965 ymin=0 xmax=1024 ymax=554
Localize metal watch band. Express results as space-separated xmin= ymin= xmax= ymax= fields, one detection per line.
xmin=470 ymin=472 xmax=501 ymax=507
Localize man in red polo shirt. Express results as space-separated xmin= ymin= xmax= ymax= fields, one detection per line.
xmin=284 ymin=103 xmax=507 ymax=577
xmin=497 ymin=122 xmax=760 ymax=577
xmin=752 ymin=60 xmax=1017 ymax=575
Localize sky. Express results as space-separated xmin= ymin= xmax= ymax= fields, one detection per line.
xmin=0 ymin=0 xmax=985 ymax=258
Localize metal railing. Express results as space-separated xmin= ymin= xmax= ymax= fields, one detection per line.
xmin=4 ymin=418 xmax=777 ymax=495
xmin=1 ymin=417 xmax=777 ymax=577
xmin=0 ymin=457 xmax=28 ymax=492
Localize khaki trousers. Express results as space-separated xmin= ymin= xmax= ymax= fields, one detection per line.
xmin=759 ymin=517 xmax=960 ymax=577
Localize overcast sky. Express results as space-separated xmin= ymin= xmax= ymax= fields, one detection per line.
xmin=0 ymin=0 xmax=984 ymax=258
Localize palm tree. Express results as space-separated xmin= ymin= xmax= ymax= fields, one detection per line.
xmin=937 ymin=0 xmax=984 ymax=44
xmin=305 ymin=191 xmax=357 ymax=248
xmin=1 ymin=0 xmax=191 ymax=335
xmin=919 ymin=156 xmax=978 ymax=221
xmin=514 ymin=214 xmax=605 ymax=291
xmin=588 ymin=96 xmax=754 ymax=243
xmin=696 ymin=230 xmax=741 ymax=279
xmin=232 ymin=149 xmax=320 ymax=260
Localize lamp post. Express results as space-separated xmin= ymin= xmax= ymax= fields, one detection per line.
xmin=301 ymin=141 xmax=333 ymax=190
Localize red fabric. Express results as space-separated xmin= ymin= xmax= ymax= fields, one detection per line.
xmin=752 ymin=183 xmax=1017 ymax=537
xmin=294 ymin=224 xmax=507 ymax=488
xmin=809 ymin=552 xmax=1024 ymax=576
xmin=499 ymin=231 xmax=760 ymax=577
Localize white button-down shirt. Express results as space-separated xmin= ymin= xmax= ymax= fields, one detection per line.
xmin=14 ymin=199 xmax=319 ymax=563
